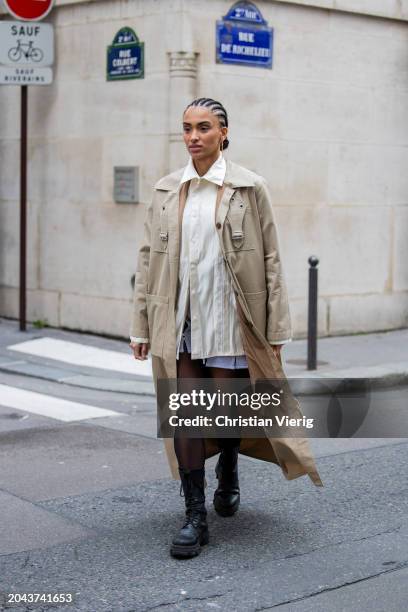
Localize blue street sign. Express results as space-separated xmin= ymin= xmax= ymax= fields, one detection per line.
xmin=107 ymin=27 xmax=144 ymax=80
xmin=216 ymin=1 xmax=273 ymax=69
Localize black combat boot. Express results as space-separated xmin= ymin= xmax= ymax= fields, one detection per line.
xmin=170 ymin=467 xmax=209 ymax=558
xmin=213 ymin=444 xmax=240 ymax=517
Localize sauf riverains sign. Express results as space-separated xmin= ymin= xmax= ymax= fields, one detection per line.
xmin=0 ymin=0 xmax=55 ymax=84
xmin=216 ymin=1 xmax=273 ymax=69
xmin=0 ymin=21 xmax=54 ymax=84
xmin=0 ymin=1 xmax=56 ymax=333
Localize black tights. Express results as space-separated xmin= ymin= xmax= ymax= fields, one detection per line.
xmin=174 ymin=351 xmax=249 ymax=470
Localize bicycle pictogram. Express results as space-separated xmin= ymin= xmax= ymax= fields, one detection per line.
xmin=8 ymin=40 xmax=44 ymax=63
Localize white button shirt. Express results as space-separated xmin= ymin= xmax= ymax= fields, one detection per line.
xmin=131 ymin=153 xmax=291 ymax=355
xmin=174 ymin=152 xmax=245 ymax=359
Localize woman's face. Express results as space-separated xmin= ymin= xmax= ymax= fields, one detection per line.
xmin=182 ymin=106 xmax=228 ymax=160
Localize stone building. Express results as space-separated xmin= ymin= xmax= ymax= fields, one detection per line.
xmin=0 ymin=0 xmax=407 ymax=339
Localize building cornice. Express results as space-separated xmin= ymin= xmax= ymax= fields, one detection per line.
xmin=0 ymin=0 xmax=407 ymax=22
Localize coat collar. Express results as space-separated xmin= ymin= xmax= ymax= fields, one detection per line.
xmin=154 ymin=158 xmax=256 ymax=191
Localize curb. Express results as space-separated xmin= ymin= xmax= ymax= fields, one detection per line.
xmin=1 ymin=362 xmax=408 ymax=396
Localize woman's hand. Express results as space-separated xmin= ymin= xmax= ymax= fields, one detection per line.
xmin=129 ymin=341 xmax=150 ymax=360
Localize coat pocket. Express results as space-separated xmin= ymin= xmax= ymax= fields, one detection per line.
xmin=243 ymin=289 xmax=267 ymax=336
xmin=146 ymin=293 xmax=169 ymax=356
xmin=224 ymin=195 xmax=256 ymax=252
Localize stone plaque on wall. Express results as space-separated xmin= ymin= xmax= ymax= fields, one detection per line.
xmin=114 ymin=166 xmax=139 ymax=203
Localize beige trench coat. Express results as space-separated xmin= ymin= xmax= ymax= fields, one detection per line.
xmin=130 ymin=159 xmax=323 ymax=488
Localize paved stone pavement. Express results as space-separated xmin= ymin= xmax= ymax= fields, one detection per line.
xmin=0 ymin=317 xmax=407 ymax=611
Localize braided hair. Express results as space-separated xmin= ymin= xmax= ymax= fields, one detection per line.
xmin=184 ymin=97 xmax=230 ymax=150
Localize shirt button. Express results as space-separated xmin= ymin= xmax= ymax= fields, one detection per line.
xmin=216 ymin=222 xmax=222 ymax=229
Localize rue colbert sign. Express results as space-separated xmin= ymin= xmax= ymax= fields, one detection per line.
xmin=3 ymin=0 xmax=55 ymax=21
xmin=107 ymin=27 xmax=145 ymax=80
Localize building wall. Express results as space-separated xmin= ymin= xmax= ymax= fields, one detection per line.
xmin=0 ymin=0 xmax=407 ymax=339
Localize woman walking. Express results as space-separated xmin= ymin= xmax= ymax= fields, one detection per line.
xmin=129 ymin=97 xmax=323 ymax=559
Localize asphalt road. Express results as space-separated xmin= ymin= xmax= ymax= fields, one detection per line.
xmin=0 ymin=369 xmax=407 ymax=612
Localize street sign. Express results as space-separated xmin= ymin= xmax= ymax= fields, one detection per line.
xmin=3 ymin=0 xmax=55 ymax=22
xmin=0 ymin=21 xmax=54 ymax=67
xmin=0 ymin=65 xmax=53 ymax=84
xmin=1 ymin=5 xmax=56 ymax=335
xmin=216 ymin=1 xmax=273 ymax=69
xmin=107 ymin=27 xmax=144 ymax=80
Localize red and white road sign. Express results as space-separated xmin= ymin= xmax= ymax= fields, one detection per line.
xmin=3 ymin=0 xmax=55 ymax=22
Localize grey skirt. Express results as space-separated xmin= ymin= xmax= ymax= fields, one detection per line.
xmin=177 ymin=316 xmax=248 ymax=370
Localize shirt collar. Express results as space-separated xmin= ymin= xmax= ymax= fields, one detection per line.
xmin=180 ymin=152 xmax=226 ymax=187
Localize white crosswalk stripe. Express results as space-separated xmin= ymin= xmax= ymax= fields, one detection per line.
xmin=0 ymin=384 xmax=120 ymax=422
xmin=7 ymin=337 xmax=152 ymax=377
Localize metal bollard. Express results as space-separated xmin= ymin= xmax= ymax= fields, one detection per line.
xmin=307 ymin=256 xmax=319 ymax=370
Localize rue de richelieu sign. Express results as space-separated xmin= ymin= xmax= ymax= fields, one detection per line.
xmin=216 ymin=1 xmax=273 ymax=69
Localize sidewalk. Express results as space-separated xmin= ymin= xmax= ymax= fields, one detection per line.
xmin=0 ymin=317 xmax=407 ymax=395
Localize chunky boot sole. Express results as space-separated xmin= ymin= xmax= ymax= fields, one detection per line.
xmin=170 ymin=529 xmax=210 ymax=559
xmin=213 ymin=494 xmax=240 ymax=517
